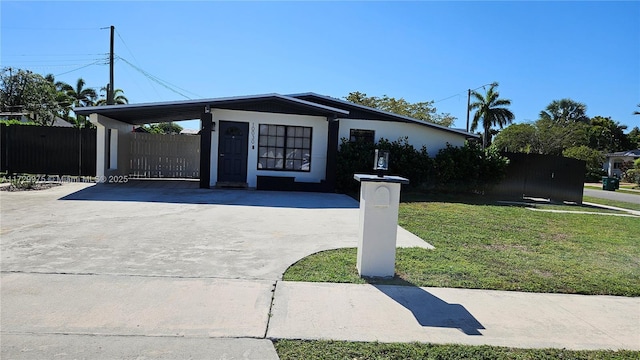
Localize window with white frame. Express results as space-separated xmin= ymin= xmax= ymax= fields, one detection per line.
xmin=258 ymin=124 xmax=312 ymax=171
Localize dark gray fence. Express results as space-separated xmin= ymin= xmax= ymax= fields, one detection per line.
xmin=489 ymin=152 xmax=585 ymax=203
xmin=1 ymin=124 xmax=96 ymax=176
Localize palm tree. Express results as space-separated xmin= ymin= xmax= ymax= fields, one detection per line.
xmin=540 ymin=99 xmax=589 ymax=125
xmin=96 ymin=86 xmax=129 ymax=106
xmin=60 ymin=78 xmax=97 ymax=127
xmin=44 ymin=74 xmax=74 ymax=121
xmin=469 ymin=82 xmax=515 ymax=148
xmin=634 ymin=104 xmax=640 ymax=115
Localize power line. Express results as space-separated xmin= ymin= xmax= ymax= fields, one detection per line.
xmin=3 ymin=53 xmax=107 ymax=57
xmin=3 ymin=27 xmax=103 ymax=31
xmin=434 ymin=92 xmax=463 ymax=104
xmin=114 ymin=29 xmax=160 ymax=98
xmin=55 ymin=59 xmax=107 ymax=77
xmin=117 ymin=56 xmax=199 ymax=99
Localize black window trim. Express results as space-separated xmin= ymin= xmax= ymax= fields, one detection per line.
xmin=257 ymin=124 xmax=313 ymax=172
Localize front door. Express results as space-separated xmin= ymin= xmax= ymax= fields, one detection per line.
xmin=217 ymin=121 xmax=249 ymax=185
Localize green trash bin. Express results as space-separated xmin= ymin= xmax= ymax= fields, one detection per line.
xmin=602 ymin=176 xmax=617 ymax=191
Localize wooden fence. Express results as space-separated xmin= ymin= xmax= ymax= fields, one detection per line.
xmin=0 ymin=124 xmax=96 ymax=176
xmin=129 ymin=132 xmax=200 ymax=178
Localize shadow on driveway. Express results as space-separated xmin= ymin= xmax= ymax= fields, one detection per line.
xmin=59 ymin=181 xmax=358 ymax=209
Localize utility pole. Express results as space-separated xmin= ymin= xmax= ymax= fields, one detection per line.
xmin=466 ymin=89 xmax=471 ymax=133
xmin=108 ymin=25 xmax=115 ymax=105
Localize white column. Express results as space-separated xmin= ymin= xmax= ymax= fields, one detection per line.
xmin=354 ymin=174 xmax=409 ymax=278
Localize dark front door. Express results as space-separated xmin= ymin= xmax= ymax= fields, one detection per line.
xmin=217 ymin=121 xmax=249 ymax=184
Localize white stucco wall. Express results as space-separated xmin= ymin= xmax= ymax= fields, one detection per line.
xmin=338 ymin=119 xmax=467 ymax=156
xmin=210 ymin=109 xmax=329 ymax=187
xmin=90 ymin=114 xmax=134 ymax=178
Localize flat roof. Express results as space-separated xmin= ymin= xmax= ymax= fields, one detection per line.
xmin=74 ymin=93 xmax=349 ymax=125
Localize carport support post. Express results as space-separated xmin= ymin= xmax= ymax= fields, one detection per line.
xmin=200 ymin=112 xmax=213 ymax=189
xmin=354 ymin=174 xmax=409 ymax=278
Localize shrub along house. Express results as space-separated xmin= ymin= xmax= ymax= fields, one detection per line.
xmin=74 ymin=92 xmax=477 ymax=192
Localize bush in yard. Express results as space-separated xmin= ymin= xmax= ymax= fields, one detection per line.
xmin=433 ymin=142 xmax=509 ymax=193
xmin=336 ymin=138 xmax=508 ymax=194
xmin=335 ymin=137 xmax=435 ymax=193
xmin=623 ymin=158 xmax=640 ymax=186
xmin=0 ymin=119 xmax=37 ymax=126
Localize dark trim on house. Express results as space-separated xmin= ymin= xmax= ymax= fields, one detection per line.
xmin=325 ymin=115 xmax=339 ymax=192
xmin=199 ymin=112 xmax=212 ymax=189
xmin=289 ymin=92 xmax=479 ymax=138
xmin=74 ymin=94 xmax=349 ymax=125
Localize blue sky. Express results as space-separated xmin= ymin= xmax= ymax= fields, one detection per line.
xmin=2 ymin=1 xmax=639 ymax=133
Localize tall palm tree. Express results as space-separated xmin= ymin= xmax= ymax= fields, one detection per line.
xmin=634 ymin=104 xmax=640 ymax=115
xmin=61 ymin=78 xmax=97 ymax=127
xmin=96 ymin=86 xmax=129 ymax=106
xmin=469 ymin=82 xmax=514 ymax=148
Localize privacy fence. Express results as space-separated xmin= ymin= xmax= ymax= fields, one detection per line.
xmin=0 ymin=124 xmax=96 ymax=176
xmin=128 ymin=132 xmax=200 ymax=178
xmin=489 ymin=152 xmax=586 ymax=204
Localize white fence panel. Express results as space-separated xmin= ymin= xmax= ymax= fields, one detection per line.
xmin=129 ymin=133 xmax=200 ymax=178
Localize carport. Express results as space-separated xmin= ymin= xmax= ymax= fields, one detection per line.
xmin=74 ymin=94 xmax=347 ymax=189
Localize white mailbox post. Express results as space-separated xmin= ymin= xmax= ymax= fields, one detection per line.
xmin=354 ymin=174 xmax=409 ymax=278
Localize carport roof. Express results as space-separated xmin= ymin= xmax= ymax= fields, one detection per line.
xmin=74 ymin=93 xmax=349 ymax=125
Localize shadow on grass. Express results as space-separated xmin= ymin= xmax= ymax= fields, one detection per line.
xmin=363 ymin=276 xmax=485 ymax=336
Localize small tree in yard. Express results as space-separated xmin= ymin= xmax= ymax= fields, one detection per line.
xmin=623 ymin=158 xmax=640 ymax=187
xmin=562 ymin=145 xmax=605 ymax=182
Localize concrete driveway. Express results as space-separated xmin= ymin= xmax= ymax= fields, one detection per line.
xmin=1 ymin=181 xmax=431 ymax=358
xmin=1 ymin=181 xmax=430 ymax=280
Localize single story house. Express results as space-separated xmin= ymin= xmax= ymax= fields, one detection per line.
xmin=603 ymin=149 xmax=640 ymax=178
xmin=75 ymin=92 xmax=478 ymax=192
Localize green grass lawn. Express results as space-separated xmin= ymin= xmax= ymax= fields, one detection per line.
xmin=274 ymin=339 xmax=638 ymax=360
xmin=284 ymin=199 xmax=640 ymax=296
xmin=280 ymin=197 xmax=640 ymax=359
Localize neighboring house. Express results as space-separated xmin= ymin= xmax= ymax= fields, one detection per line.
xmin=603 ymin=149 xmax=640 ymax=178
xmin=51 ymin=117 xmax=74 ymax=128
xmin=0 ymin=112 xmax=33 ymax=123
xmin=180 ymin=128 xmax=200 ymax=135
xmin=74 ymin=92 xmax=478 ymax=192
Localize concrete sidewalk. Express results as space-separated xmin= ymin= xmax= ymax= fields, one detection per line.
xmin=1 ymin=272 xmax=280 ymax=359
xmin=268 ymin=281 xmax=640 ymax=351
xmin=2 ymin=272 xmax=638 ymax=359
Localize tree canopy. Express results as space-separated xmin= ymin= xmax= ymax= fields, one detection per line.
xmin=344 ymin=91 xmax=456 ymax=127
xmin=0 ymin=67 xmax=61 ymax=126
xmin=493 ymin=98 xmax=636 ymax=160
xmin=1 ymin=67 xmax=129 ymax=127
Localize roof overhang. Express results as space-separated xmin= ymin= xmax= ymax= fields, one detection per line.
xmin=289 ymin=92 xmax=480 ymax=138
xmin=74 ymin=93 xmax=349 ymax=125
